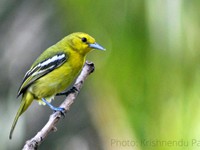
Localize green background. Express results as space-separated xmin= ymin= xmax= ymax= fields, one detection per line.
xmin=1 ymin=0 xmax=200 ymax=150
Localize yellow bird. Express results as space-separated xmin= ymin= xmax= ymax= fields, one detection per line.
xmin=9 ymin=32 xmax=105 ymax=139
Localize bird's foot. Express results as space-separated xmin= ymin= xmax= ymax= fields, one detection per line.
xmin=42 ymin=98 xmax=66 ymax=117
xmin=53 ymin=107 xmax=66 ymax=117
xmin=56 ymin=86 xmax=79 ymax=97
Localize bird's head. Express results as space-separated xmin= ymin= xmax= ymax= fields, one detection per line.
xmin=65 ymin=32 xmax=105 ymax=55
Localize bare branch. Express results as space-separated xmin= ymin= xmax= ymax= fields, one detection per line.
xmin=22 ymin=61 xmax=95 ymax=150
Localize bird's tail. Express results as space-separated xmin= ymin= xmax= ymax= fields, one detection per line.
xmin=9 ymin=92 xmax=34 ymax=139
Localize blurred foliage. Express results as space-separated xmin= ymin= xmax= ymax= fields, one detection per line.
xmin=1 ymin=0 xmax=200 ymax=150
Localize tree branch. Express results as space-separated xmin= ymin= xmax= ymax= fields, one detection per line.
xmin=22 ymin=61 xmax=95 ymax=150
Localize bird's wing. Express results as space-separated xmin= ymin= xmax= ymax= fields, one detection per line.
xmin=17 ymin=53 xmax=67 ymax=97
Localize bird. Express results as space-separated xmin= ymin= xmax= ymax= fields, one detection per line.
xmin=9 ymin=32 xmax=105 ymax=139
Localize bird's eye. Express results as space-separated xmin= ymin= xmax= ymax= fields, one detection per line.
xmin=81 ymin=37 xmax=87 ymax=43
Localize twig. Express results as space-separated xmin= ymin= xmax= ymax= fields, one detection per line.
xmin=22 ymin=61 xmax=95 ymax=150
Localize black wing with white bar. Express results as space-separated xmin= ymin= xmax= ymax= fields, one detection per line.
xmin=17 ymin=53 xmax=67 ymax=97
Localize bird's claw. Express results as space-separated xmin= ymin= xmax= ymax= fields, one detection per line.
xmin=56 ymin=86 xmax=79 ymax=97
xmin=53 ymin=107 xmax=66 ymax=118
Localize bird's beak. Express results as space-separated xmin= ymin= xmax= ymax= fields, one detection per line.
xmin=89 ymin=42 xmax=106 ymax=51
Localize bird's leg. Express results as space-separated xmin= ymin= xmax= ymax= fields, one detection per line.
xmin=41 ymin=98 xmax=65 ymax=115
xmin=56 ymin=86 xmax=79 ymax=97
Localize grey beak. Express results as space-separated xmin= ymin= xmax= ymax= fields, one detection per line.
xmin=89 ymin=42 xmax=106 ymax=51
